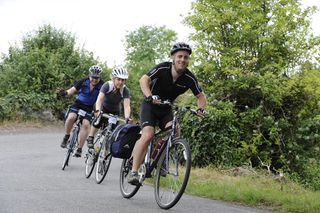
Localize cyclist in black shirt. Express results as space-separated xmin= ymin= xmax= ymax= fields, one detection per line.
xmin=128 ymin=42 xmax=207 ymax=185
xmin=57 ymin=65 xmax=104 ymax=157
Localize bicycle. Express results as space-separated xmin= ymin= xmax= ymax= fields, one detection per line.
xmin=119 ymin=102 xmax=199 ymax=209
xmin=61 ymin=108 xmax=92 ymax=170
xmin=85 ymin=113 xmax=124 ymax=184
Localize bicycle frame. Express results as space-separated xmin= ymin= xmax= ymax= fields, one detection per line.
xmin=62 ymin=108 xmax=90 ymax=170
xmin=87 ymin=112 xmax=126 ymax=183
xmin=95 ymin=113 xmax=126 ymax=150
xmin=140 ymin=105 xmax=182 ymax=181
xmin=120 ymin=103 xmax=198 ymax=209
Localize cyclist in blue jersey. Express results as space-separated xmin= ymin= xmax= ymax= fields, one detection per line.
xmin=57 ymin=65 xmax=104 ymax=157
xmin=86 ymin=66 xmax=132 ymax=148
xmin=128 ymin=42 xmax=207 ymax=185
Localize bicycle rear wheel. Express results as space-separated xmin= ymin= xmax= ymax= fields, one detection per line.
xmin=154 ymin=138 xmax=191 ymax=209
xmin=119 ymin=157 xmax=140 ymax=198
xmin=95 ymin=139 xmax=112 ymax=184
xmin=61 ymin=129 xmax=78 ymax=170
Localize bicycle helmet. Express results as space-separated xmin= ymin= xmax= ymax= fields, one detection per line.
xmin=170 ymin=42 xmax=192 ymax=55
xmin=111 ymin=67 xmax=128 ymax=79
xmin=89 ymin=65 xmax=102 ymax=77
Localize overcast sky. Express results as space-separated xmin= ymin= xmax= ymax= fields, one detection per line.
xmin=0 ymin=0 xmax=319 ymax=66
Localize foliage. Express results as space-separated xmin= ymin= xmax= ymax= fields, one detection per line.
xmin=123 ymin=25 xmax=177 ymax=118
xmin=181 ymin=100 xmax=240 ymax=167
xmin=0 ymin=24 xmax=107 ymax=120
xmin=183 ymin=0 xmax=320 ymax=189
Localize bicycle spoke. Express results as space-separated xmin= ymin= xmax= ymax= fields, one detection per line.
xmin=154 ymin=138 xmax=191 ymax=209
xmin=95 ymin=139 xmax=112 ymax=184
xmin=119 ymin=158 xmax=140 ymax=198
xmin=85 ymin=151 xmax=96 ymax=178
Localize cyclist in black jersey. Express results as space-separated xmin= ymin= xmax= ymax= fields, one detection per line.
xmin=57 ymin=65 xmax=104 ymax=157
xmin=86 ymin=67 xmax=132 ymax=149
xmin=128 ymin=42 xmax=207 ymax=185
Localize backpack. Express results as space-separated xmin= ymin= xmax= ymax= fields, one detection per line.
xmin=110 ymin=123 xmax=141 ymax=159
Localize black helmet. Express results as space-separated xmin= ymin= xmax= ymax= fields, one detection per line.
xmin=170 ymin=42 xmax=192 ymax=55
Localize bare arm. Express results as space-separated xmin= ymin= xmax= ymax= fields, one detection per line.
xmin=95 ymin=91 xmax=105 ymax=113
xmin=123 ymin=98 xmax=131 ymax=119
xmin=139 ymin=74 xmax=152 ymax=97
xmin=66 ymin=86 xmax=77 ymax=97
xmin=196 ymin=92 xmax=207 ymax=109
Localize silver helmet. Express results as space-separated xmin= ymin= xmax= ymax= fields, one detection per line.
xmin=170 ymin=42 xmax=192 ymax=55
xmin=89 ymin=65 xmax=102 ymax=77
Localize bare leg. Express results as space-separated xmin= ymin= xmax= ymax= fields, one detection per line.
xmin=78 ymin=119 xmax=90 ymax=148
xmin=88 ymin=125 xmax=99 ymax=138
xmin=64 ymin=112 xmax=77 ymax=135
xmin=132 ymin=126 xmax=154 ymax=172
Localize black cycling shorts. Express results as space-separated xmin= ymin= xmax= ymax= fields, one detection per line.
xmin=140 ymin=100 xmax=173 ymax=130
xmin=66 ymin=102 xmax=93 ymax=122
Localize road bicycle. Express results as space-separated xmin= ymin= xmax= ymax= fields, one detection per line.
xmin=119 ymin=102 xmax=199 ymax=209
xmin=85 ymin=113 xmax=124 ymax=184
xmin=61 ymin=108 xmax=91 ymax=170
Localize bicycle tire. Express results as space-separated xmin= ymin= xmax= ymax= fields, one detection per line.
xmin=154 ymin=138 xmax=191 ymax=209
xmin=85 ymin=133 xmax=103 ymax=178
xmin=95 ymin=138 xmax=112 ymax=184
xmin=85 ymin=151 xmax=96 ymax=178
xmin=119 ymin=158 xmax=140 ymax=198
xmin=61 ymin=127 xmax=78 ymax=170
xmin=62 ymin=149 xmax=72 ymax=170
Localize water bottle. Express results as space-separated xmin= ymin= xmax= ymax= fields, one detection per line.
xmin=94 ymin=134 xmax=101 ymax=154
xmin=151 ymin=139 xmax=165 ymax=159
xmin=95 ymin=144 xmax=101 ymax=154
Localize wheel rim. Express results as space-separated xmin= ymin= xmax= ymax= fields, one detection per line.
xmin=85 ymin=152 xmax=96 ymax=177
xmin=155 ymin=139 xmax=191 ymax=209
xmin=120 ymin=158 xmax=140 ymax=198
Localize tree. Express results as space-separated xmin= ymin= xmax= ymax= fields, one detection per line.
xmin=123 ymin=25 xmax=177 ymax=118
xmin=0 ymin=24 xmax=107 ymax=120
xmin=182 ymin=0 xmax=320 ymax=189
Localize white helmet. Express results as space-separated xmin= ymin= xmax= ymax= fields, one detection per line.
xmin=112 ymin=67 xmax=128 ymax=79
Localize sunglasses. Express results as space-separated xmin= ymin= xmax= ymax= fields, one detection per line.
xmin=91 ymin=76 xmax=100 ymax=80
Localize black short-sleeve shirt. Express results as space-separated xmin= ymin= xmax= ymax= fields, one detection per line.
xmin=146 ymin=62 xmax=202 ymax=102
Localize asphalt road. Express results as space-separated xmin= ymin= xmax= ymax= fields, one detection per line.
xmin=0 ymin=127 xmax=274 ymax=213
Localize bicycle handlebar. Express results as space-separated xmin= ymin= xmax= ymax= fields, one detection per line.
xmin=101 ymin=113 xmax=126 ymax=123
xmin=157 ymin=100 xmax=205 ymax=117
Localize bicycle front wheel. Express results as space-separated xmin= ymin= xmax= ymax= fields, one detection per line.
xmin=119 ymin=158 xmax=140 ymax=198
xmin=95 ymin=139 xmax=112 ymax=184
xmin=85 ymin=150 xmax=96 ymax=178
xmin=154 ymin=138 xmax=191 ymax=209
xmin=61 ymin=128 xmax=78 ymax=170
xmin=61 ymin=149 xmax=72 ymax=170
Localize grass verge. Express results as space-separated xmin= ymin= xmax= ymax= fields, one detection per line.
xmin=186 ymin=167 xmax=320 ymax=212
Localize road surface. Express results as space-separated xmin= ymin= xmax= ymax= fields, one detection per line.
xmin=0 ymin=127 xmax=273 ymax=213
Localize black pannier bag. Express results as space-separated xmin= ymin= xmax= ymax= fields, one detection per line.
xmin=110 ymin=123 xmax=141 ymax=159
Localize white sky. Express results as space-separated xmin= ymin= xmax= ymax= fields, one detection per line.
xmin=0 ymin=0 xmax=319 ymax=66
